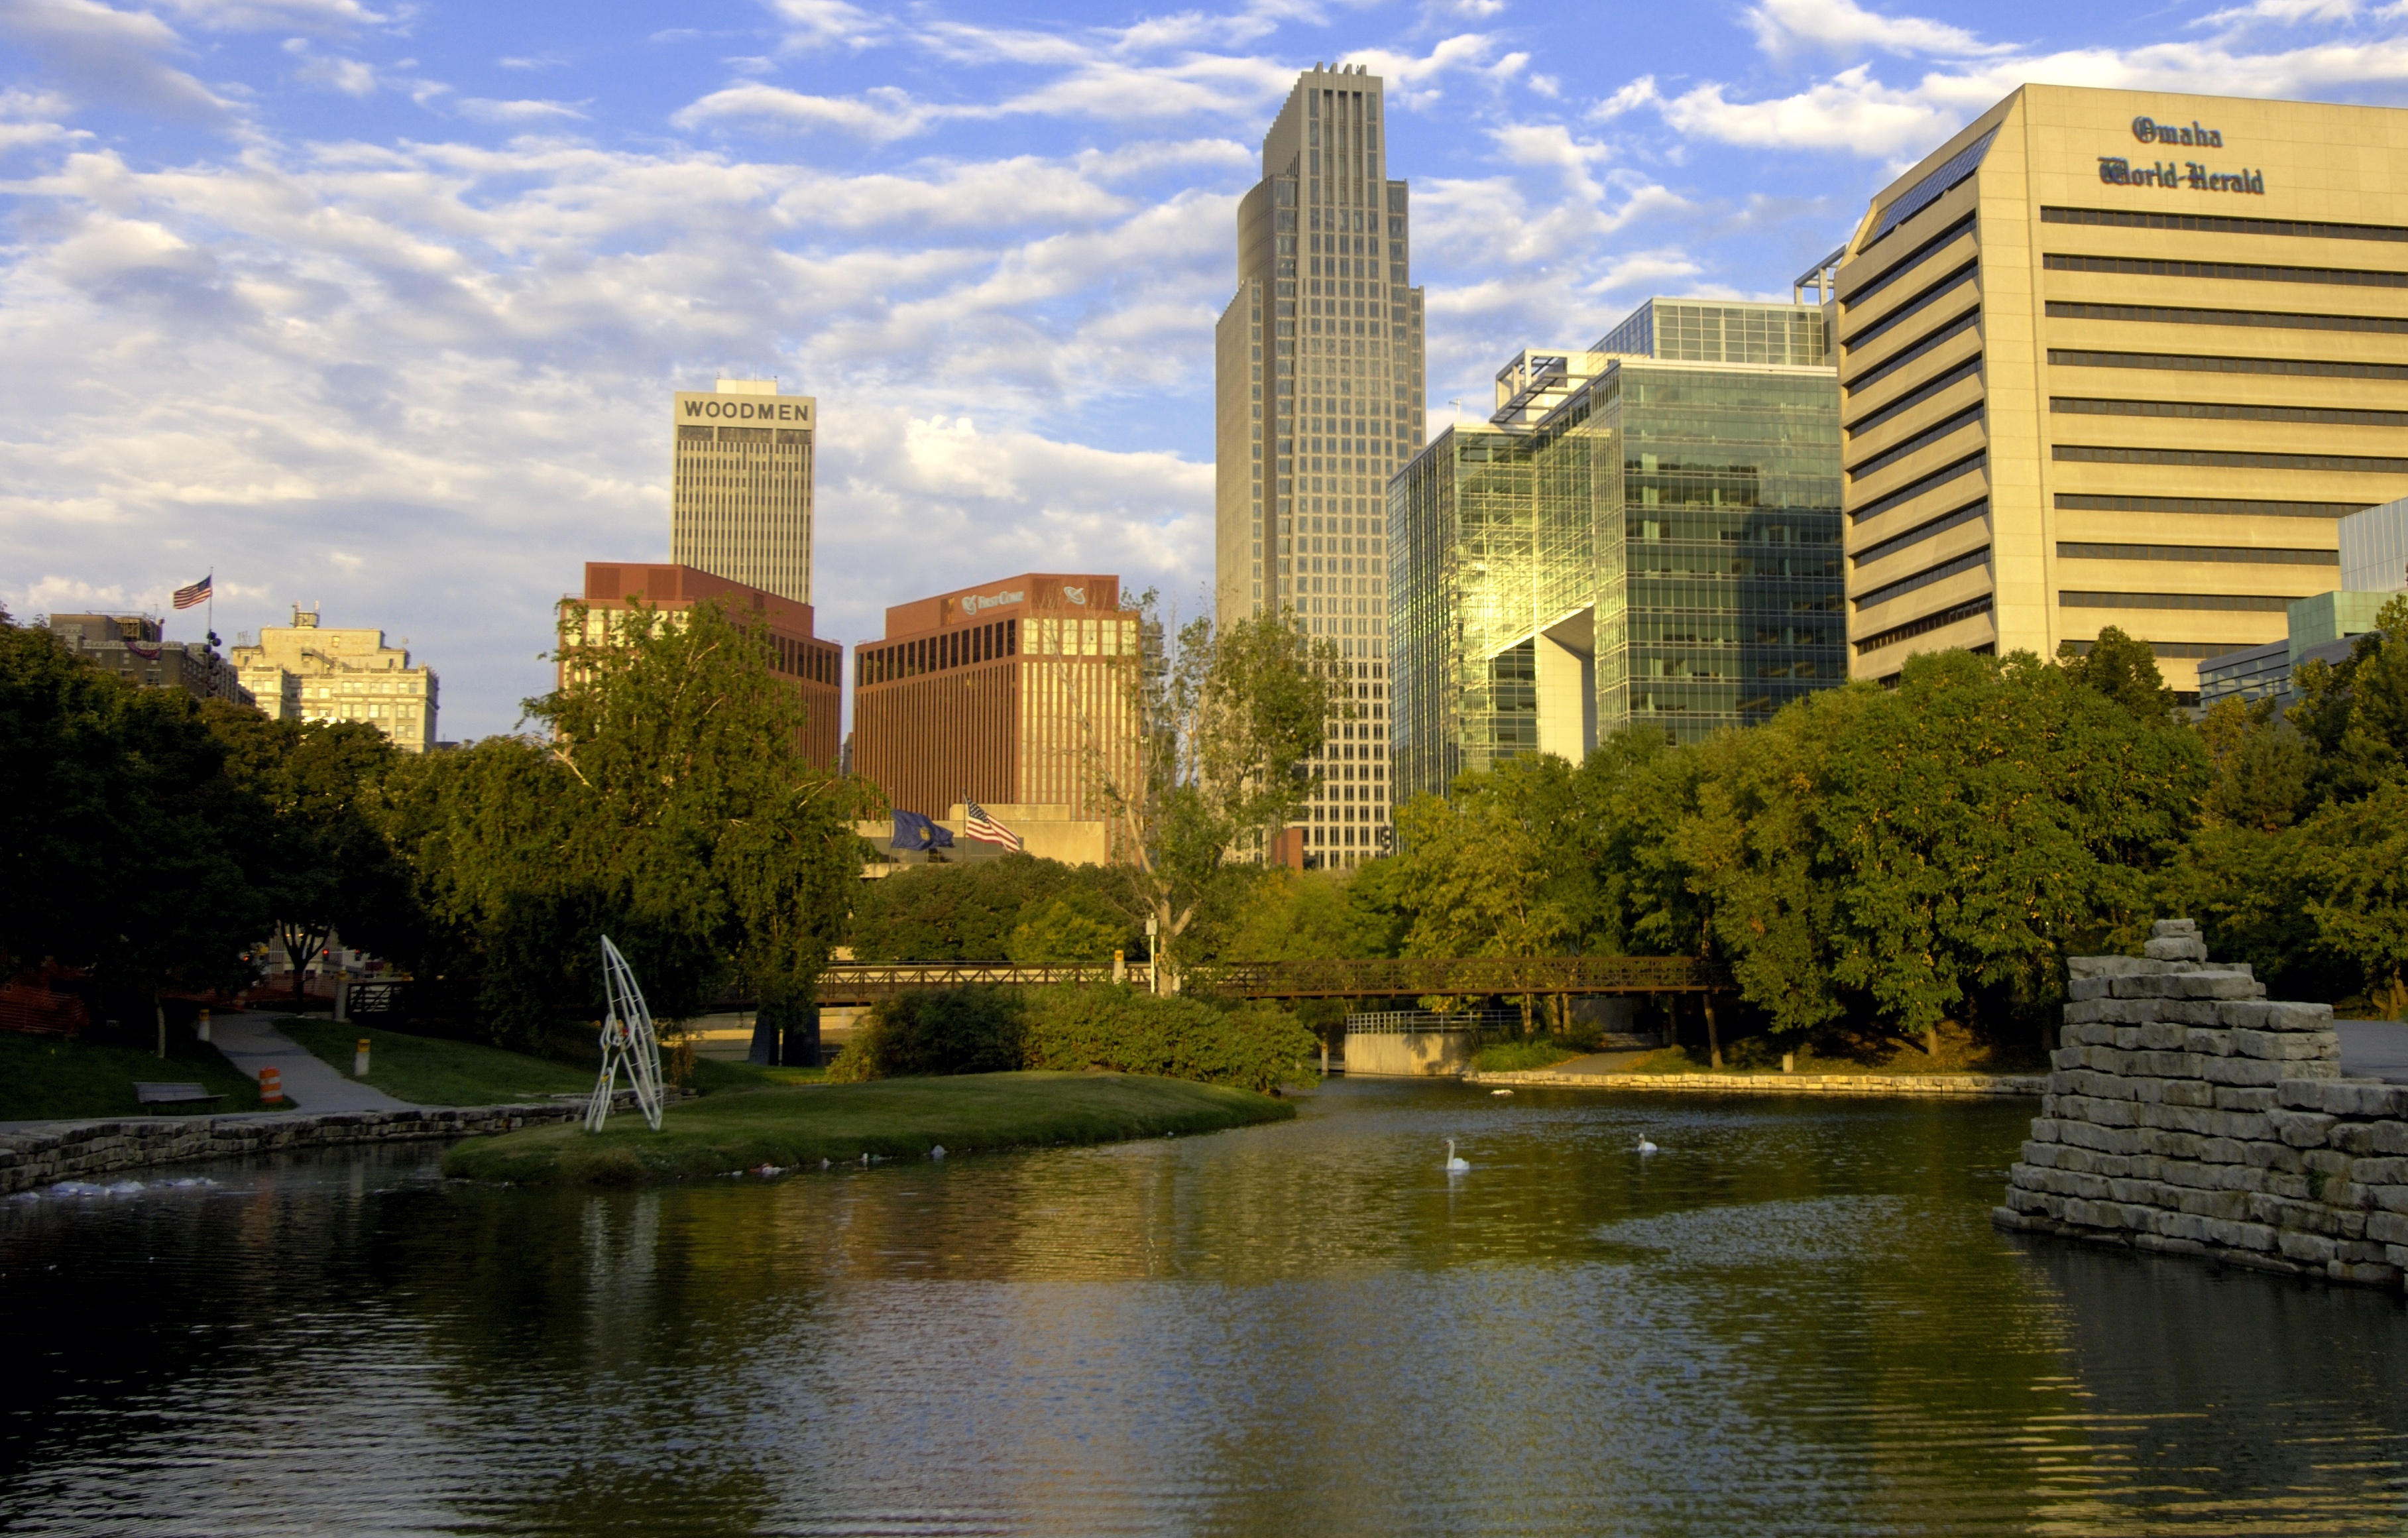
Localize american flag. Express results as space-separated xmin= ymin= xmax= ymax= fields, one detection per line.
xmin=962 ymin=798 xmax=1022 ymax=852
xmin=172 ymin=574 xmax=212 ymax=610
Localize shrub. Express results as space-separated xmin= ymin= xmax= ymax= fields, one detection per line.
xmin=1470 ymin=1039 xmax=1581 ymax=1073
xmin=825 ymin=986 xmax=1024 ymax=1081
xmin=1021 ymin=986 xmax=1316 ymax=1094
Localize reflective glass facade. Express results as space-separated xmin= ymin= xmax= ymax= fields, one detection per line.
xmin=1389 ymin=303 xmax=1843 ymax=804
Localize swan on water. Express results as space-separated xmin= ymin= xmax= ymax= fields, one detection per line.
xmin=1636 ymin=1134 xmax=1659 ymax=1155
xmin=1491 ymin=1089 xmax=1513 ymax=1096
xmin=1445 ymin=1139 xmax=1470 ymax=1173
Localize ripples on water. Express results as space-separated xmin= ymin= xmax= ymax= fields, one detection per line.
xmin=5 ymin=1081 xmax=2407 ymax=1536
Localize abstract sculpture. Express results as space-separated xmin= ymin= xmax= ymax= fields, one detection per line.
xmin=585 ymin=936 xmax=665 ymax=1133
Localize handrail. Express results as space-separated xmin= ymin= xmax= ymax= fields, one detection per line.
xmin=814 ymin=956 xmax=1727 ymax=1003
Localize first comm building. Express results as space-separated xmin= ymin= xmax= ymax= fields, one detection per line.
xmin=1823 ymin=84 xmax=2408 ymax=697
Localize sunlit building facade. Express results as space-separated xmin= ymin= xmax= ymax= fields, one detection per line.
xmin=1825 ymin=85 xmax=2408 ymax=698
xmin=1391 ymin=300 xmax=1843 ymax=803
xmin=229 ymin=607 xmax=439 ymax=752
xmin=671 ymin=379 xmax=816 ymax=605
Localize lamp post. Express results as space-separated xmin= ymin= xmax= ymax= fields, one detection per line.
xmin=1145 ymin=916 xmax=1159 ymax=996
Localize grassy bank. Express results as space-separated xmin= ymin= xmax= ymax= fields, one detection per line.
xmin=0 ymin=1030 xmax=270 ymax=1121
xmin=278 ymin=1019 xmax=593 ymax=1106
xmin=442 ymin=1071 xmax=1294 ymax=1184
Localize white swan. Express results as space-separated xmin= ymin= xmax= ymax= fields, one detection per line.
xmin=1636 ymin=1134 xmax=1659 ymax=1155
xmin=1445 ymin=1139 xmax=1470 ymax=1173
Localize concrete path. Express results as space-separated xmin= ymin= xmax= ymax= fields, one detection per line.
xmin=2339 ymin=1019 xmax=2408 ymax=1084
xmin=208 ymin=1012 xmax=412 ymax=1112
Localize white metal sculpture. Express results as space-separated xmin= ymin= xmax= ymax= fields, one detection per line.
xmin=585 ymin=936 xmax=666 ymax=1133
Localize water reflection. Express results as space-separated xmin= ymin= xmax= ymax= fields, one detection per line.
xmin=3 ymin=1083 xmax=2405 ymax=1534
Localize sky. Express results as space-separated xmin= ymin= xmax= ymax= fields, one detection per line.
xmin=7 ymin=0 xmax=2408 ymax=739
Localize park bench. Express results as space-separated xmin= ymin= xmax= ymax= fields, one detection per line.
xmin=133 ymin=1082 xmax=225 ymax=1108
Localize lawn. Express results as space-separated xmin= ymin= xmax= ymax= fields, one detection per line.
xmin=1470 ymin=1040 xmax=1583 ymax=1073
xmin=278 ymin=1019 xmax=593 ymax=1106
xmin=0 ymin=1028 xmax=272 ymax=1121
xmin=442 ymin=1071 xmax=1294 ymax=1184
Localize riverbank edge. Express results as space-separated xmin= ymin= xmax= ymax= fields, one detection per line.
xmin=0 ymin=1103 xmax=587 ymax=1194
xmin=1464 ymin=1069 xmax=2046 ymax=1096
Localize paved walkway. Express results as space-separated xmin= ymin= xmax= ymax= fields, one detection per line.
xmin=207 ymin=1012 xmax=412 ymax=1112
xmin=2339 ymin=1019 xmax=2408 ymax=1083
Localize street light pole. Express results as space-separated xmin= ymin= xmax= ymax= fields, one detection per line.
xmin=1145 ymin=916 xmax=1159 ymax=996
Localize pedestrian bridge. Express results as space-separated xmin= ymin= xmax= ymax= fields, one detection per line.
xmin=813 ymin=955 xmax=1725 ymax=1005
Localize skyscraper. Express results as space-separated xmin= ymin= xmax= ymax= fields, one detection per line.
xmin=1215 ymin=62 xmax=1425 ymax=866
xmin=671 ymin=379 xmax=816 ymax=605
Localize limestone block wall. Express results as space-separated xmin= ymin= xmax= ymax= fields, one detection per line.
xmin=1998 ymin=918 xmax=2408 ymax=1290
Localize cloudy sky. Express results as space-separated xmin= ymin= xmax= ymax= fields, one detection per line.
xmin=7 ymin=0 xmax=2408 ymax=737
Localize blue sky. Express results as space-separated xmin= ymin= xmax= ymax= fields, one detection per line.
xmin=7 ymin=0 xmax=2408 ymax=737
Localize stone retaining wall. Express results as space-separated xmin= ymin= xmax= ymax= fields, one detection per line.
xmin=1466 ymin=1069 xmax=2044 ymax=1096
xmin=1997 ymin=918 xmax=2408 ymax=1290
xmin=0 ymin=1104 xmax=583 ymax=1194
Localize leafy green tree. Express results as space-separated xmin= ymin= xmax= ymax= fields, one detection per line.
xmin=2197 ymin=696 xmax=2311 ymax=833
xmin=2297 ymin=780 xmax=2408 ymax=1017
xmin=203 ymin=704 xmax=406 ymax=1000
xmin=1095 ymin=597 xmax=1343 ymax=989
xmin=2057 ymin=625 xmax=2178 ymax=725
xmin=1219 ymin=867 xmax=1398 ymax=963
xmin=2290 ymin=595 xmax=2408 ymax=803
xmin=848 ymin=854 xmax=1130 ymax=962
xmin=1391 ymin=756 xmax=1582 ymax=1034
xmin=1005 ymin=892 xmax=1127 ymax=965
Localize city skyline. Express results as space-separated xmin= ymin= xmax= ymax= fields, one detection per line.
xmin=10 ymin=0 xmax=2408 ymax=735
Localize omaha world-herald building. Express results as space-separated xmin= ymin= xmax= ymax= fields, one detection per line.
xmin=671 ymin=379 xmax=816 ymax=605
xmin=1390 ymin=299 xmax=1845 ymax=805
xmin=1825 ymin=86 xmax=2408 ymax=695
xmin=1214 ymin=62 xmax=1428 ymax=863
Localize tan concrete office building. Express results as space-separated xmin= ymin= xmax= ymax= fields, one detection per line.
xmin=852 ymin=574 xmax=1139 ymax=830
xmin=230 ymin=607 xmax=439 ymax=750
xmin=671 ymin=379 xmax=815 ymax=605
xmin=1825 ymin=85 xmax=2408 ymax=695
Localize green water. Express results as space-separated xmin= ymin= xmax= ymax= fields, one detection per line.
xmin=5 ymin=1079 xmax=2406 ymax=1534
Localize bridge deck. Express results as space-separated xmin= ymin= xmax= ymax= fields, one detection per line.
xmin=815 ymin=957 xmax=1724 ymax=1005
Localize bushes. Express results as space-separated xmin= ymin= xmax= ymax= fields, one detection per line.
xmin=828 ymin=984 xmax=1317 ymax=1093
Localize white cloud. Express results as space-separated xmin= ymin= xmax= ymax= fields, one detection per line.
xmin=455 ymin=97 xmax=589 ymax=123
xmin=158 ymin=0 xmax=388 ymax=29
xmin=0 ymin=0 xmax=234 ymax=123
xmin=671 ymin=83 xmax=939 ymax=141
xmin=1745 ymin=0 xmax=2010 ymax=62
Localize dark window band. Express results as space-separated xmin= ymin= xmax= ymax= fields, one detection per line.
xmin=1843 ymin=309 xmax=1980 ymax=398
xmin=2054 ymin=493 xmax=2368 ymax=518
xmin=2055 ymin=444 xmax=2408 ymax=473
xmin=1855 ymin=545 xmax=1990 ymax=611
xmin=1843 ymin=261 xmax=1978 ymax=352
xmin=2047 ymin=300 xmax=2408 ymax=336
xmin=2047 ymin=349 xmax=2408 ymax=383
xmin=2057 ymin=542 xmax=2337 ymax=565
xmin=1851 ymin=450 xmax=1985 ymax=524
xmin=2051 ymin=396 xmax=2408 ymax=429
xmin=1846 ymin=355 xmax=1982 ymax=439
xmin=1843 ymin=213 xmax=1977 ymax=312
xmin=1864 ymin=128 xmax=1997 ymax=253
xmin=1855 ymin=593 xmax=1993 ymax=654
xmin=2058 ymin=591 xmax=2297 ymax=612
xmin=2063 ymin=638 xmax=2239 ymax=659
xmin=2045 ymin=251 xmax=2408 ymax=290
xmin=2041 ymin=206 xmax=2408 ymax=245
xmin=1848 ymin=404 xmax=1984 ymax=482
xmin=1853 ymin=499 xmax=1987 ymax=569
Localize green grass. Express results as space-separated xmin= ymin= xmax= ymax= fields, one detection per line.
xmin=1470 ymin=1039 xmax=1584 ymax=1073
xmin=0 ymin=1029 xmax=272 ymax=1120
xmin=441 ymin=1071 xmax=1294 ymax=1184
xmin=278 ymin=1019 xmax=593 ymax=1106
xmin=689 ymin=1057 xmax=825 ymax=1093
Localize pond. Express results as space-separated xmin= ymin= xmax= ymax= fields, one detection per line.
xmin=5 ymin=1080 xmax=2407 ymax=1535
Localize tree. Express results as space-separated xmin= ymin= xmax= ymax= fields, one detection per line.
xmin=1093 ymin=597 xmax=1344 ymax=990
xmin=2297 ymin=780 xmax=2408 ymax=1017
xmin=2057 ymin=625 xmax=2178 ymax=725
xmin=203 ymin=705 xmax=406 ymax=1000
xmin=848 ymin=854 xmax=1130 ymax=962
xmin=1005 ymin=892 xmax=1128 ymax=965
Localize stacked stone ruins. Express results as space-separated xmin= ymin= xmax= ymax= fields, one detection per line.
xmin=1999 ymin=918 xmax=2408 ymax=1290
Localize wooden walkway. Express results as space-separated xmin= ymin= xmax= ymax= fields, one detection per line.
xmin=813 ymin=955 xmax=1725 ymax=1005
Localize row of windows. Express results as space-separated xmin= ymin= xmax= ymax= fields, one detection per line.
xmin=2052 ymin=396 xmax=2408 ymax=428
xmin=2059 ymin=591 xmax=2295 ymax=612
xmin=2039 ymin=205 xmax=2408 ymax=245
xmin=2053 ymin=493 xmax=2370 ymax=518
xmin=1856 ymin=545 xmax=1989 ymax=611
xmin=2054 ymin=444 xmax=2408 ymax=473
xmin=1851 ymin=450 xmax=1984 ymax=524
xmin=2046 ymin=300 xmax=2408 ymax=335
xmin=2044 ymin=251 xmax=2408 ymax=290
xmin=1841 ymin=212 xmax=1976 ymax=312
xmin=2057 ymin=542 xmax=2336 ymax=565
xmin=861 ymin=620 xmax=1017 ymax=685
xmin=1845 ymin=354 xmax=1982 ymax=439
xmin=1854 ymin=497 xmax=1986 ymax=568
xmin=773 ymin=634 xmax=839 ymax=685
xmin=2063 ymin=637 xmax=2235 ymax=660
xmin=2047 ymin=349 xmax=2408 ymax=382
xmin=1842 ymin=261 xmax=1978 ymax=353
xmin=1847 ymin=402 xmax=1983 ymax=481
xmin=1846 ymin=309 xmax=1979 ymax=397
xmin=1855 ymin=593 xmax=1992 ymax=654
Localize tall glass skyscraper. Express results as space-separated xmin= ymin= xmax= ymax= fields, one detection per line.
xmin=1392 ymin=300 xmax=1845 ymax=803
xmin=1215 ymin=62 xmax=1426 ymax=866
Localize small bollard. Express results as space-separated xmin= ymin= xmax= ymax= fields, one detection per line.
xmin=1782 ymin=1052 xmax=1796 ymax=1074
xmin=196 ymin=1008 xmax=211 ymax=1043
xmin=355 ymin=1038 xmax=372 ymax=1078
xmin=258 ymin=1066 xmax=284 ymax=1105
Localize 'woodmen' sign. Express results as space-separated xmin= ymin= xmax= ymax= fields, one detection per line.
xmin=673 ymin=394 xmax=815 ymax=424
